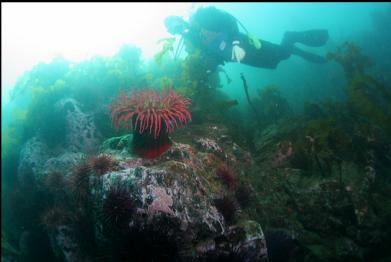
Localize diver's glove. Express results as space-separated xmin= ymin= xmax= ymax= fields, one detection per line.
xmin=231 ymin=41 xmax=246 ymax=63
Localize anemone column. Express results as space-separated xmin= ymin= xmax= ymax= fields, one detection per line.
xmin=132 ymin=124 xmax=172 ymax=159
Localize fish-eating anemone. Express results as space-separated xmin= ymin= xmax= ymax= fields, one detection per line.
xmin=110 ymin=89 xmax=192 ymax=159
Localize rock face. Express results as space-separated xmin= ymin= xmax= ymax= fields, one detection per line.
xmin=16 ymin=122 xmax=268 ymax=261
xmin=17 ymin=97 xmax=100 ymax=185
xmin=17 ymin=137 xmax=51 ymax=184
xmin=48 ymin=225 xmax=83 ymax=262
xmin=17 ymin=136 xmax=85 ymax=184
xmin=89 ymin=134 xmax=268 ymax=261
xmin=56 ymin=98 xmax=100 ymax=153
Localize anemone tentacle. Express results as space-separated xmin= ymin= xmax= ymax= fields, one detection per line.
xmin=110 ymin=89 xmax=191 ymax=139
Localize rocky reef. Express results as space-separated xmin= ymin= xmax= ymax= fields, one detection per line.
xmin=9 ymin=121 xmax=268 ymax=262
xmin=3 ymin=39 xmax=391 ymax=262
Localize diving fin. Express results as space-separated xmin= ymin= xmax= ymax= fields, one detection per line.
xmin=283 ymin=29 xmax=329 ymax=47
xmin=291 ymin=46 xmax=327 ymax=64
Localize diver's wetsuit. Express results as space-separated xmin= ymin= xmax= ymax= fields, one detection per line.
xmin=239 ymin=34 xmax=291 ymax=69
xmin=185 ymin=6 xmax=328 ymax=71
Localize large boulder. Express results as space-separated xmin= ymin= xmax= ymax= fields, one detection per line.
xmin=17 ymin=122 xmax=268 ymax=261
xmin=88 ymin=137 xmax=268 ymax=261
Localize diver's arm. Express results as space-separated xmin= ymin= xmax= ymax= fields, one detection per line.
xmin=201 ymin=7 xmax=245 ymax=62
xmin=209 ymin=9 xmax=245 ymax=62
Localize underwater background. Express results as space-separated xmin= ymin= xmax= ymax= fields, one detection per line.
xmin=2 ymin=2 xmax=391 ymax=262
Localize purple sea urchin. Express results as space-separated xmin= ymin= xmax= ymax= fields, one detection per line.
xmin=70 ymin=159 xmax=91 ymax=204
xmin=235 ymin=183 xmax=254 ymax=209
xmin=102 ymin=184 xmax=135 ymax=228
xmin=214 ymin=195 xmax=238 ymax=224
xmin=44 ymin=170 xmax=66 ymax=194
xmin=216 ymin=163 xmax=237 ymax=190
xmin=89 ymin=154 xmax=117 ymax=176
xmin=41 ymin=207 xmax=75 ymax=230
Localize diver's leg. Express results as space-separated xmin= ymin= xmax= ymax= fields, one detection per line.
xmin=280 ymin=30 xmax=328 ymax=64
xmin=241 ymin=39 xmax=291 ymax=69
xmin=291 ymin=46 xmax=327 ymax=64
xmin=282 ymin=30 xmax=329 ymax=47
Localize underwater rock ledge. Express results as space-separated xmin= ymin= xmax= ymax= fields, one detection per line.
xmin=16 ymin=124 xmax=268 ymax=261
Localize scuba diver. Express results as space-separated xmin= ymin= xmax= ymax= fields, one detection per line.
xmin=165 ymin=6 xmax=329 ymax=74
